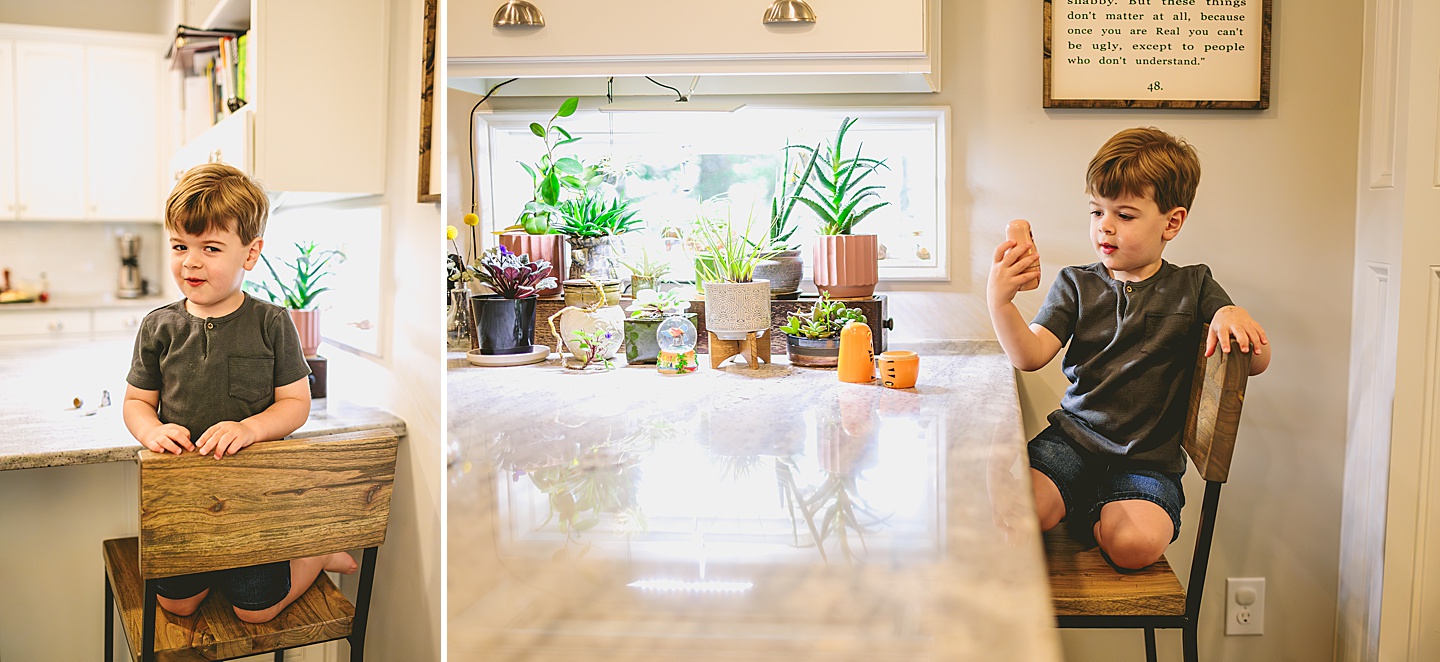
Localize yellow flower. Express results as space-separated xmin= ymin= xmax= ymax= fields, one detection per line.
xmin=463 ymin=213 xmax=479 ymax=227
xmin=446 ymin=225 xmax=458 ymax=240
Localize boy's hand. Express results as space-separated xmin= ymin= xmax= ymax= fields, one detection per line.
xmin=1207 ymin=306 xmax=1268 ymax=357
xmin=141 ymin=423 xmax=193 ymax=454
xmin=196 ymin=421 xmax=258 ymax=459
xmin=987 ymin=239 xmax=1041 ymax=309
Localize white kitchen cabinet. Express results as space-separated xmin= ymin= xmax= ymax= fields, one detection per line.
xmin=0 ymin=41 xmax=15 ymax=220
xmin=0 ymin=309 xmax=91 ymax=338
xmin=92 ymin=306 xmax=151 ymax=336
xmin=448 ymin=0 xmax=940 ymax=93
xmin=169 ymin=0 xmax=388 ymax=196
xmin=85 ymin=45 xmax=161 ymax=221
xmin=13 ymin=41 xmax=85 ymax=221
xmin=0 ymin=26 xmax=166 ymax=223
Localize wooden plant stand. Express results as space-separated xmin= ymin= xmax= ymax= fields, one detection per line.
xmin=709 ymin=330 xmax=771 ymax=369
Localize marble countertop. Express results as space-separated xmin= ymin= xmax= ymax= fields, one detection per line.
xmin=0 ymin=339 xmax=406 ymax=471
xmin=0 ymin=292 xmax=169 ymax=312
xmin=446 ymin=341 xmax=1061 ymax=661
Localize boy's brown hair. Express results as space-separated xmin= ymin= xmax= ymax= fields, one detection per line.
xmin=165 ymin=163 xmax=269 ymax=244
xmin=1086 ymin=127 xmax=1201 ymax=214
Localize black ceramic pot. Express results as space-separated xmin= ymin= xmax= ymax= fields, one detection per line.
xmin=471 ymin=295 xmax=537 ymax=355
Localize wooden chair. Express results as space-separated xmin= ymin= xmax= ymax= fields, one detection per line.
xmin=103 ymin=428 xmax=400 ymax=662
xmin=1044 ymin=328 xmax=1251 ymax=662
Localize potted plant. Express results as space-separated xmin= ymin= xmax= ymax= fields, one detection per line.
xmin=779 ymin=293 xmax=867 ymax=368
xmin=557 ymin=182 xmax=644 ymax=280
xmin=791 ymin=117 xmax=891 ymax=298
xmin=618 ymin=246 xmax=671 ymax=295
xmin=495 ymin=97 xmax=582 ymax=298
xmin=691 ymin=201 xmax=777 ymax=341
xmin=467 ymin=246 xmax=558 ymax=355
xmin=246 ymin=241 xmax=344 ymax=358
xmin=446 ymin=225 xmax=475 ymax=350
xmin=751 ymin=143 xmax=819 ymax=297
xmin=623 ymin=288 xmax=694 ymax=365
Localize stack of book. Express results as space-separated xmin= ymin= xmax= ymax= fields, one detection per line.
xmin=167 ymin=25 xmax=250 ymax=139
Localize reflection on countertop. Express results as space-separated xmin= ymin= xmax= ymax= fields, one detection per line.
xmin=446 ymin=340 xmax=1061 ymax=661
xmin=0 ymin=338 xmax=405 ymax=471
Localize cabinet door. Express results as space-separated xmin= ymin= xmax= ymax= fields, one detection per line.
xmin=13 ymin=41 xmax=84 ymax=221
xmin=0 ymin=309 xmax=91 ymax=337
xmin=85 ymin=45 xmax=160 ymax=221
xmin=0 ymin=41 xmax=16 ymax=221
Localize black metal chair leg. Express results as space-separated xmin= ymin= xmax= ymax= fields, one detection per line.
xmin=1145 ymin=628 xmax=1158 ymax=662
xmin=1183 ymin=621 xmax=1199 ymax=662
xmin=349 ymin=547 xmax=380 ymax=662
xmin=274 ymin=650 xmax=286 ymax=661
xmin=141 ymin=579 xmax=158 ymax=662
xmin=105 ymin=575 xmax=115 ymax=662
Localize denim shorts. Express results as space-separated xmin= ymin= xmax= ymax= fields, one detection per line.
xmin=154 ymin=561 xmax=291 ymax=611
xmin=1027 ymin=424 xmax=1185 ymax=542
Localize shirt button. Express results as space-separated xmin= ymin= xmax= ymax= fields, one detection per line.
xmin=207 ymin=322 xmax=214 ymax=329
xmin=1125 ymin=285 xmax=1133 ymax=293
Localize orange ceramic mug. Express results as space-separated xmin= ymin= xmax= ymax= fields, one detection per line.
xmin=874 ymin=350 xmax=919 ymax=389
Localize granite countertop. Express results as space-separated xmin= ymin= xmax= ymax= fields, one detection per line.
xmin=446 ymin=341 xmax=1061 ymax=661
xmin=0 ymin=339 xmax=406 ymax=471
xmin=0 ymin=292 xmax=169 ymax=312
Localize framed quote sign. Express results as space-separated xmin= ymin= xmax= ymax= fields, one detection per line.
xmin=1043 ymin=0 xmax=1271 ymax=109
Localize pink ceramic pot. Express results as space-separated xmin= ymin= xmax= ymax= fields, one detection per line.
xmin=813 ymin=234 xmax=879 ymax=298
xmin=498 ymin=233 xmax=565 ymax=297
xmin=289 ymin=309 xmax=321 ymax=358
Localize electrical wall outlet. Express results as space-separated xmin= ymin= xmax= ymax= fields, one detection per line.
xmin=1226 ymin=577 xmax=1265 ymax=635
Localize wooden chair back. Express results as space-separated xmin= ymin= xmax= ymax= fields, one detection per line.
xmin=137 ymin=428 xmax=399 ymax=580
xmin=1181 ymin=325 xmax=1252 ymax=483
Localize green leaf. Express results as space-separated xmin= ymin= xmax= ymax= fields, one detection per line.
xmin=540 ymin=173 xmax=560 ymax=205
xmin=529 ymin=122 xmax=545 ymax=138
xmin=557 ymin=96 xmax=580 ymax=118
xmin=555 ymin=157 xmax=583 ymax=175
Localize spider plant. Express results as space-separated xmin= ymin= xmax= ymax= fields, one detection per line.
xmin=618 ymin=246 xmax=672 ymax=281
xmin=790 ymin=117 xmax=891 ymax=236
xmin=690 ymin=202 xmax=778 ymax=284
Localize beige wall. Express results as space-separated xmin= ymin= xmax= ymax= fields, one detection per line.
xmin=459 ymin=1 xmax=1363 ymax=659
xmin=314 ymin=0 xmax=442 ymax=658
xmin=0 ymin=0 xmax=168 ymax=35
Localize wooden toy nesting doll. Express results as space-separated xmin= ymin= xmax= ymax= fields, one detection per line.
xmin=837 ymin=321 xmax=875 ymax=383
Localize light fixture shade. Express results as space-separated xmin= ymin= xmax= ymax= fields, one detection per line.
xmin=764 ymin=0 xmax=817 ymax=24
xmin=494 ymin=0 xmax=544 ymax=27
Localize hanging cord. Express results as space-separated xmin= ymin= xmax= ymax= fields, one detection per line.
xmin=467 ymin=78 xmax=519 ymax=260
xmin=644 ymin=76 xmax=686 ymax=102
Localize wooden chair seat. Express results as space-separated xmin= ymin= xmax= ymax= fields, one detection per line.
xmin=104 ymin=537 xmax=354 ymax=662
xmin=1043 ymin=529 xmax=1185 ymax=619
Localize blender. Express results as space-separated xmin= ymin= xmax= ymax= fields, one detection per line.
xmin=118 ymin=233 xmax=146 ymax=298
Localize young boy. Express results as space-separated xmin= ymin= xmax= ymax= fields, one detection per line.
xmin=122 ymin=162 xmax=357 ymax=623
xmin=987 ymin=127 xmax=1271 ymax=570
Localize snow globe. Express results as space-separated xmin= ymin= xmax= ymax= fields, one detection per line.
xmin=655 ymin=314 xmax=698 ymax=374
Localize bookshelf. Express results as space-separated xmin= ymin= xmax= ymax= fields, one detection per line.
xmin=170 ymin=0 xmax=387 ymax=196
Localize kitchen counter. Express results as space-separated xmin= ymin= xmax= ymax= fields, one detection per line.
xmin=0 ymin=338 xmax=406 ymax=471
xmin=0 ymin=292 xmax=168 ymax=311
xmin=446 ymin=341 xmax=1061 ymax=661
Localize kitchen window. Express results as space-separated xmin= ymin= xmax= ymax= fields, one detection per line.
xmin=474 ymin=107 xmax=950 ymax=282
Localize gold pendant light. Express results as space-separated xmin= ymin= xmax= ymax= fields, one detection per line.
xmin=764 ymin=0 xmax=817 ymax=24
xmin=493 ymin=1 xmax=545 ymax=27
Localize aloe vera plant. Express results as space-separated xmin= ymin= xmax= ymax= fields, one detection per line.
xmin=790 ymin=117 xmax=891 ymax=236
xmin=246 ymin=241 xmax=344 ymax=310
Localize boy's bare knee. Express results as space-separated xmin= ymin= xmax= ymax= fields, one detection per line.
xmin=233 ymin=605 xmax=281 ymax=624
xmin=1098 ymin=522 xmax=1168 ymax=569
xmin=1030 ymin=469 xmax=1065 ymax=531
xmin=157 ymin=591 xmax=207 ymax=617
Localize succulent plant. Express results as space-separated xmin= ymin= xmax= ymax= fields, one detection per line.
xmin=780 ymin=293 xmax=867 ymax=339
xmin=468 ymin=246 xmax=557 ymax=299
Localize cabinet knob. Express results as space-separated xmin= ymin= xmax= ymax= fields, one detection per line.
xmin=174 ymin=170 xmax=184 ymax=181
xmin=47 ymin=320 xmax=64 ymax=332
xmin=18 ymin=204 xmax=27 ymax=212
xmin=209 ymin=149 xmax=223 ymax=163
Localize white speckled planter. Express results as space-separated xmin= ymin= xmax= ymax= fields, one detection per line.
xmin=702 ymin=280 xmax=771 ymax=341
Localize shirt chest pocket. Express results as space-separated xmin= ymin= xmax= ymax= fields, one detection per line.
xmin=1142 ymin=311 xmax=1193 ymax=355
xmin=228 ymin=356 xmax=275 ymax=404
